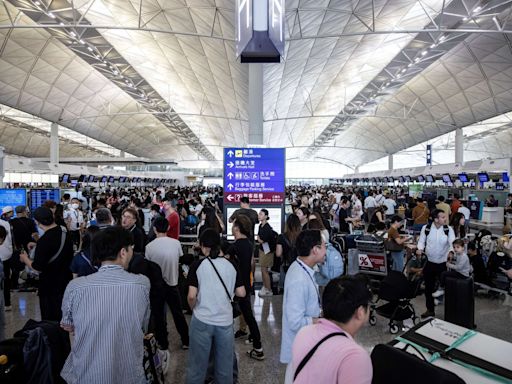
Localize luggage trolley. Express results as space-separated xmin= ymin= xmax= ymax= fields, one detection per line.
xmin=355 ymin=234 xmax=389 ymax=279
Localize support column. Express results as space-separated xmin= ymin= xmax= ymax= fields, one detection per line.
xmin=248 ymin=63 xmax=263 ymax=145
xmin=388 ymin=154 xmax=393 ymax=171
xmin=455 ymin=128 xmax=463 ymax=164
xmin=0 ymin=146 xmax=4 ymax=188
xmin=50 ymin=122 xmax=59 ymax=164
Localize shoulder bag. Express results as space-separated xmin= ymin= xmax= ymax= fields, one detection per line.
xmin=206 ymin=257 xmax=241 ymax=319
xmin=293 ymin=332 xmax=346 ymax=381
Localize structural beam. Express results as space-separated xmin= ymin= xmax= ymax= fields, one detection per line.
xmin=50 ymin=122 xmax=59 ymax=164
xmin=248 ymin=63 xmax=264 ymax=145
xmin=455 ymin=128 xmax=463 ymax=164
xmin=388 ymin=154 xmax=393 ymax=171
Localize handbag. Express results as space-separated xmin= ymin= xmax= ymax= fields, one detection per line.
xmin=206 ymin=257 xmax=241 ymax=319
xmin=385 ymin=237 xmax=403 ymax=252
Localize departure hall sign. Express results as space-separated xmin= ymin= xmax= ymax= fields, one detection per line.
xmin=223 ymin=148 xmax=285 ymax=204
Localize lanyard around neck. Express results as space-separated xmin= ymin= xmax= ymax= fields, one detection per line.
xmin=297 ymin=259 xmax=321 ymax=307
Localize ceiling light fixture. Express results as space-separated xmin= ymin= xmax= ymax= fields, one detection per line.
xmin=473 ymin=6 xmax=482 ymax=13
xmin=414 ymin=57 xmax=420 ymax=63
xmin=87 ymin=46 xmax=93 ymax=52
xmin=463 ymin=16 xmax=469 ymax=21
xmin=70 ymin=31 xmax=76 ymax=37
xmin=401 ymin=68 xmax=406 ymax=73
xmin=34 ymin=1 xmax=41 ymax=5
xmin=48 ymin=12 xmax=56 ymax=18
xmin=421 ymin=50 xmax=428 ymax=56
xmin=79 ymin=39 xmax=85 ymax=44
xmin=407 ymin=63 xmax=413 ymax=67
xmin=439 ymin=35 xmax=446 ymax=42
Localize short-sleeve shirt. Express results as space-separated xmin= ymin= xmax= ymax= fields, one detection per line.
xmin=145 ymin=236 xmax=183 ymax=286
xmin=10 ymin=217 xmax=37 ymax=250
xmin=338 ymin=208 xmax=350 ymax=233
xmin=32 ymin=226 xmax=73 ymax=296
xmin=187 ymin=257 xmax=243 ymax=326
xmin=166 ymin=211 xmax=180 ymax=240
xmin=232 ymin=238 xmax=253 ymax=293
xmin=387 ymin=226 xmax=400 ymax=241
xmin=70 ymin=249 xmax=97 ymax=277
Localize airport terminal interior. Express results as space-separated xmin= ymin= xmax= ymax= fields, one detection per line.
xmin=1 ymin=0 xmax=512 ymax=383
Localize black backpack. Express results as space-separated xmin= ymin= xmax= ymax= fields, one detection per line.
xmin=424 ymin=223 xmax=450 ymax=237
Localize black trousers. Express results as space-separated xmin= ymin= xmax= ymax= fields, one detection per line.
xmin=152 ymin=284 xmax=189 ymax=350
xmin=69 ymin=231 xmax=81 ymax=250
xmin=39 ymin=293 xmax=64 ymax=321
xmin=3 ymin=259 xmax=12 ymax=306
xmin=423 ymin=261 xmax=447 ymax=312
xmin=238 ymin=295 xmax=262 ymax=350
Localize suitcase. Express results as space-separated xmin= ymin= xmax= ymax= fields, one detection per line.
xmin=371 ymin=344 xmax=465 ymax=384
xmin=444 ymin=276 xmax=475 ymax=329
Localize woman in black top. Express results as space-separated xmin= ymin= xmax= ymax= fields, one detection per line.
xmin=276 ymin=214 xmax=301 ymax=292
xmin=450 ymin=212 xmax=466 ymax=239
xmin=257 ymin=209 xmax=275 ymax=297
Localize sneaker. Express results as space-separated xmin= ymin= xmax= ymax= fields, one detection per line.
xmin=434 ymin=299 xmax=441 ymax=306
xmin=247 ymin=348 xmax=265 ymax=361
xmin=158 ymin=349 xmax=170 ymax=376
xmin=420 ymin=310 xmax=435 ymax=319
xmin=234 ymin=329 xmax=248 ymax=339
xmin=4 ymin=306 xmax=11 ymax=312
xmin=181 ymin=344 xmax=189 ymax=350
xmin=432 ymin=289 xmax=445 ymax=298
xmin=245 ymin=335 xmax=254 ymax=345
xmin=258 ymin=288 xmax=273 ymax=297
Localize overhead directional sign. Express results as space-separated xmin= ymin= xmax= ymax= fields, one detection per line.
xmin=223 ymin=147 xmax=285 ymax=204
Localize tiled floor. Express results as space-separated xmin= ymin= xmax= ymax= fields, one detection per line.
xmin=3 ymin=288 xmax=512 ymax=383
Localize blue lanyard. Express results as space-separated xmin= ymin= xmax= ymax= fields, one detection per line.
xmin=297 ymin=259 xmax=321 ymax=307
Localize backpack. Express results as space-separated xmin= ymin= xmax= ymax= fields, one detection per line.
xmin=269 ymin=230 xmax=279 ymax=252
xmin=315 ymin=242 xmax=344 ymax=286
xmin=281 ymin=235 xmax=298 ymax=272
xmin=424 ymin=223 xmax=450 ymax=237
xmin=186 ymin=214 xmax=198 ymax=226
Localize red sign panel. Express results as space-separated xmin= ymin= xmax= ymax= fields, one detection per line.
xmin=358 ymin=253 xmax=387 ymax=275
xmin=224 ymin=192 xmax=285 ymax=204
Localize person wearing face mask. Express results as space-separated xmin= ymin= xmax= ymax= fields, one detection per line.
xmin=64 ymin=198 xmax=85 ymax=250
xmin=19 ymin=207 xmax=73 ymax=321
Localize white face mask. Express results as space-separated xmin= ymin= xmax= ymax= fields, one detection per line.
xmin=71 ymin=203 xmax=79 ymax=209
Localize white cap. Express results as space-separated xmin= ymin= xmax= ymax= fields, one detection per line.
xmin=2 ymin=206 xmax=13 ymax=215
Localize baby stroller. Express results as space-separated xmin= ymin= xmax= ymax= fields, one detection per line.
xmin=369 ymin=271 xmax=419 ymax=334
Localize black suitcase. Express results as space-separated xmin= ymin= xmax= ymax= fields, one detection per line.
xmin=444 ymin=276 xmax=475 ymax=329
xmin=371 ymin=344 xmax=465 ymax=384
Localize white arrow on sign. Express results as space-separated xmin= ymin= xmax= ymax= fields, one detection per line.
xmin=227 ymin=150 xmax=234 ymax=157
xmin=227 ymin=194 xmax=235 ymax=202
xmin=227 ymin=183 xmax=234 ymax=190
xmin=227 ymin=172 xmax=234 ymax=179
xmin=227 ymin=161 xmax=234 ymax=168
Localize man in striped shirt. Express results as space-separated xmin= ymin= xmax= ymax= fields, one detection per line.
xmin=60 ymin=226 xmax=150 ymax=384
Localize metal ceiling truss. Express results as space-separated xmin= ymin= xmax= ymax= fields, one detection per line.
xmin=0 ymin=114 xmax=110 ymax=157
xmin=302 ymin=0 xmax=512 ymax=160
xmin=6 ymin=0 xmax=216 ymax=161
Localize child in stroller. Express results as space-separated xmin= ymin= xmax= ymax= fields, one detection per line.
xmin=368 ymin=270 xmax=419 ymax=334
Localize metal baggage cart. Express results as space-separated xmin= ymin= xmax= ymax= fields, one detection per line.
xmin=355 ymin=235 xmax=388 ymax=277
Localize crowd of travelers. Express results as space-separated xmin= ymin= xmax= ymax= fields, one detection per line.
xmin=0 ymin=183 xmax=511 ymax=383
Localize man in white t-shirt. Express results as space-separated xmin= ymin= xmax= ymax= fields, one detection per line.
xmin=364 ymin=191 xmax=377 ymax=222
xmin=64 ymin=198 xmax=84 ymax=249
xmin=145 ymin=216 xmax=189 ymax=351
xmin=383 ymin=194 xmax=397 ymax=219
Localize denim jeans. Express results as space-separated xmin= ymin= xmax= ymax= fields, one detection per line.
xmin=391 ymin=250 xmax=405 ymax=272
xmin=186 ymin=315 xmax=234 ymax=384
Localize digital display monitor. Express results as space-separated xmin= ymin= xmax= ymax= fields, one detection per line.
xmin=0 ymin=189 xmax=27 ymax=218
xmin=78 ymin=175 xmax=86 ymax=182
xmin=426 ymin=175 xmax=434 ymax=182
xmin=93 ymin=176 xmax=99 ymax=182
xmin=503 ymin=172 xmax=509 ymax=183
xmin=119 ymin=177 xmax=126 ymax=183
xmin=458 ymin=173 xmax=468 ymax=183
xmin=60 ymin=174 xmax=70 ymax=183
xmin=442 ymin=174 xmax=452 ymax=183
xmin=417 ymin=175 xmax=425 ymax=182
xmin=88 ymin=175 xmax=95 ymax=182
xmin=383 ymin=177 xmax=388 ymax=182
xmin=108 ymin=176 xmax=115 ymax=183
xmin=388 ymin=177 xmax=394 ymax=182
xmin=100 ymin=176 xmax=107 ymax=183
xmin=125 ymin=177 xmax=131 ymax=183
xmin=478 ymin=172 xmax=489 ymax=183
xmin=30 ymin=189 xmax=60 ymax=212
xmin=496 ymin=183 xmax=505 ymax=191
xmin=398 ymin=176 xmax=405 ymax=183
xmin=226 ymin=206 xmax=283 ymax=241
xmin=404 ymin=175 xmax=412 ymax=182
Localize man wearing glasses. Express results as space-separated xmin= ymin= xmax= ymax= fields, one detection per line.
xmin=121 ymin=208 xmax=145 ymax=254
xmin=280 ymin=230 xmax=327 ymax=383
xmin=60 ymin=226 xmax=150 ymax=384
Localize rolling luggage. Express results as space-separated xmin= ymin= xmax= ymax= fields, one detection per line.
xmin=371 ymin=344 xmax=465 ymax=384
xmin=444 ymin=276 xmax=475 ymax=329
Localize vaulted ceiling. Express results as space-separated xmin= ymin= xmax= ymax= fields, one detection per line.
xmin=1 ymin=0 xmax=512 ymax=169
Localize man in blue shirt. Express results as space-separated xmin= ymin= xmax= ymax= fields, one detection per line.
xmin=280 ymin=229 xmax=326 ymax=383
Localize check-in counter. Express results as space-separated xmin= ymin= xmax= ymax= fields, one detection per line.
xmin=481 ymin=207 xmax=504 ymax=225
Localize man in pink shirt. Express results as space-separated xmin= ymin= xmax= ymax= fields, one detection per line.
xmin=290 ymin=276 xmax=373 ymax=384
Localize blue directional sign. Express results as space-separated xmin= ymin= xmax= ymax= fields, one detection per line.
xmin=224 ymin=148 xmax=285 ymax=204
